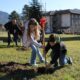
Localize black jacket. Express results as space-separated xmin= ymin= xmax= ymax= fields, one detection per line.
xmin=4 ymin=21 xmax=19 ymax=34
xmin=45 ymin=42 xmax=67 ymax=55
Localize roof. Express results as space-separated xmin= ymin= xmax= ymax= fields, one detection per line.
xmin=46 ymin=9 xmax=80 ymax=15
xmin=70 ymin=9 xmax=80 ymax=14
xmin=55 ymin=9 xmax=80 ymax=15
xmin=45 ymin=11 xmax=55 ymax=16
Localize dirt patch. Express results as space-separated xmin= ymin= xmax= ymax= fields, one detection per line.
xmin=0 ymin=62 xmax=63 ymax=73
xmin=0 ymin=62 xmax=29 ymax=73
xmin=0 ymin=62 xmax=63 ymax=80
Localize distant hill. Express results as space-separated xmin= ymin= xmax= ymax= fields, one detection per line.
xmin=0 ymin=11 xmax=9 ymax=25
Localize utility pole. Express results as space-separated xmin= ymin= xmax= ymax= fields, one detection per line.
xmin=45 ymin=2 xmax=46 ymax=14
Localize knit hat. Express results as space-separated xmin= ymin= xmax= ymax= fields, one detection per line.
xmin=48 ymin=34 xmax=55 ymax=42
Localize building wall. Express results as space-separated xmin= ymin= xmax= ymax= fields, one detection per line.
xmin=61 ymin=13 xmax=80 ymax=34
xmin=46 ymin=16 xmax=50 ymax=32
xmin=61 ymin=14 xmax=70 ymax=27
xmin=70 ymin=14 xmax=80 ymax=34
xmin=46 ymin=15 xmax=53 ymax=33
xmin=46 ymin=16 xmax=50 ymax=28
xmin=46 ymin=10 xmax=80 ymax=34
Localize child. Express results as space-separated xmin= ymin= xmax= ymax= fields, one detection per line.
xmin=27 ymin=18 xmax=45 ymax=66
xmin=44 ymin=34 xmax=72 ymax=68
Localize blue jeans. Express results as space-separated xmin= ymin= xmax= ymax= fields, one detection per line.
xmin=59 ymin=53 xmax=69 ymax=66
xmin=30 ymin=44 xmax=44 ymax=64
xmin=50 ymin=51 xmax=69 ymax=66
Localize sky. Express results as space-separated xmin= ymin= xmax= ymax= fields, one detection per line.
xmin=0 ymin=0 xmax=80 ymax=14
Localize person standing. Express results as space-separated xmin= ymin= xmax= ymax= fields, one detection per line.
xmin=26 ymin=18 xmax=45 ymax=66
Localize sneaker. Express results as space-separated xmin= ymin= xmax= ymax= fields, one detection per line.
xmin=29 ymin=63 xmax=38 ymax=67
xmin=68 ymin=57 xmax=73 ymax=65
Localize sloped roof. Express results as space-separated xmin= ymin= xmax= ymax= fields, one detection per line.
xmin=45 ymin=11 xmax=55 ymax=16
xmin=69 ymin=9 xmax=80 ymax=14
xmin=55 ymin=9 xmax=80 ymax=14
xmin=46 ymin=9 xmax=80 ymax=16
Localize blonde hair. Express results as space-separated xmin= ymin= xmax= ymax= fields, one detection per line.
xmin=27 ymin=18 xmax=40 ymax=40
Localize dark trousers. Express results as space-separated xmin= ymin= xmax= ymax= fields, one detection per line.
xmin=7 ymin=31 xmax=18 ymax=46
xmin=50 ymin=51 xmax=68 ymax=66
xmin=50 ymin=51 xmax=60 ymax=66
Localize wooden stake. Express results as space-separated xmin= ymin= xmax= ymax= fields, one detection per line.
xmin=42 ymin=26 xmax=47 ymax=67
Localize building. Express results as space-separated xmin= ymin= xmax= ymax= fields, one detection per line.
xmin=45 ymin=11 xmax=55 ymax=33
xmin=46 ymin=9 xmax=80 ymax=34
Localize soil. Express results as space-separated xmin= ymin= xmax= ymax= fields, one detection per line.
xmin=0 ymin=62 xmax=63 ymax=80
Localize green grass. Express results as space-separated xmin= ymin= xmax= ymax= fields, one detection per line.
xmin=0 ymin=31 xmax=7 ymax=37
xmin=45 ymin=33 xmax=80 ymax=38
xmin=0 ymin=35 xmax=80 ymax=80
xmin=0 ymin=31 xmax=80 ymax=38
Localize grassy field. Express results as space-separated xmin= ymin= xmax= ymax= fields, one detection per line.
xmin=0 ymin=31 xmax=7 ymax=37
xmin=0 ymin=31 xmax=80 ymax=38
xmin=0 ymin=35 xmax=80 ymax=80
